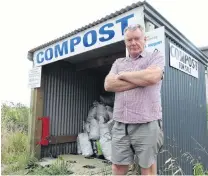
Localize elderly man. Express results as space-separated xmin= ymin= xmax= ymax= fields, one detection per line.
xmin=104 ymin=24 xmax=164 ymax=175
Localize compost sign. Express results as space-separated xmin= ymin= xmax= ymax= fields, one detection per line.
xmin=28 ymin=66 xmax=42 ymax=89
xmin=145 ymin=26 xmax=166 ymax=64
xmin=170 ymin=42 xmax=198 ymax=78
xmin=33 ymin=6 xmax=145 ymax=67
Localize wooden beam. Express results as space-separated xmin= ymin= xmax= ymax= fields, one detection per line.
xmin=76 ymin=52 xmax=125 ymax=71
xmin=49 ymin=135 xmax=78 ymax=145
xmin=28 ymin=72 xmax=44 ymax=159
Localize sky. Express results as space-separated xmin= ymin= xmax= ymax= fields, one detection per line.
xmin=0 ymin=0 xmax=208 ymax=106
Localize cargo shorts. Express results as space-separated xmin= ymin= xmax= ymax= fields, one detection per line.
xmin=111 ymin=120 xmax=164 ymax=168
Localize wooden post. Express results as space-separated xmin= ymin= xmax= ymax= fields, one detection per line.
xmin=28 ymin=69 xmax=44 ymax=159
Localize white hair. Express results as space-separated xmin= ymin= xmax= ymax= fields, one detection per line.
xmin=124 ymin=24 xmax=144 ymax=38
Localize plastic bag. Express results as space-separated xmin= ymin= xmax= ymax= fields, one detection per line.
xmin=106 ymin=106 xmax=113 ymax=120
xmin=107 ymin=119 xmax=115 ymax=133
xmin=99 ymin=133 xmax=112 ymax=161
xmin=106 ymin=106 xmax=113 ymax=112
xmin=86 ymin=101 xmax=98 ymax=122
xmin=107 ymin=111 xmax=113 ymax=120
xmin=97 ymin=116 xmax=105 ymax=124
xmin=99 ymin=123 xmax=110 ymax=137
xmin=99 ymin=123 xmax=112 ymax=161
xmin=100 ymin=94 xmax=115 ymax=107
xmin=97 ymin=103 xmax=109 ymax=122
xmin=78 ymin=133 xmax=93 ymax=157
xmin=83 ymin=122 xmax=90 ymax=133
xmin=97 ymin=103 xmax=107 ymax=117
xmin=96 ymin=140 xmax=103 ymax=156
xmin=77 ymin=137 xmax=82 ymax=154
xmin=89 ymin=119 xmax=100 ymax=140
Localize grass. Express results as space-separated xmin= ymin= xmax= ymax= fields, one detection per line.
xmin=1 ymin=122 xmax=37 ymax=174
xmin=194 ymin=163 xmax=208 ymax=175
xmin=157 ymin=137 xmax=208 ymax=175
xmin=1 ymin=122 xmax=74 ymax=175
xmin=1 ymin=102 xmax=34 ymax=174
xmin=27 ymin=157 xmax=74 ymax=175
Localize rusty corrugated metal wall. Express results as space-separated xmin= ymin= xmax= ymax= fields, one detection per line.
xmin=157 ymin=37 xmax=208 ymax=175
xmin=41 ymin=61 xmax=100 ymax=157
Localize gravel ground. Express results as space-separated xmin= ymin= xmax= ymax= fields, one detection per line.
xmin=39 ymin=154 xmax=112 ymax=175
xmin=38 ymin=154 xmax=138 ymax=175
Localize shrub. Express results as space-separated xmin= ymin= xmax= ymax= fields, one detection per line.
xmin=1 ymin=124 xmax=37 ymax=174
xmin=1 ymin=101 xmax=29 ymax=132
xmin=193 ymin=162 xmax=208 ymax=175
xmin=1 ymin=101 xmax=34 ymax=174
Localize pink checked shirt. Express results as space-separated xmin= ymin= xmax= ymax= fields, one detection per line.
xmin=110 ymin=50 xmax=165 ymax=124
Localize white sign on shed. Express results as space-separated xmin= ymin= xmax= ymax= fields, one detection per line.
xmin=145 ymin=26 xmax=166 ymax=64
xmin=170 ymin=42 xmax=198 ymax=78
xmin=28 ymin=66 xmax=42 ymax=88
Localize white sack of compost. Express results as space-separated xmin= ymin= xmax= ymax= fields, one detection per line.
xmin=97 ymin=116 xmax=105 ymax=124
xmin=107 ymin=111 xmax=113 ymax=120
xmin=99 ymin=123 xmax=112 ymax=161
xmin=78 ymin=133 xmax=93 ymax=157
xmin=106 ymin=106 xmax=113 ymax=120
xmin=77 ymin=137 xmax=82 ymax=154
xmin=86 ymin=101 xmax=98 ymax=122
xmin=99 ymin=133 xmax=112 ymax=161
xmin=97 ymin=103 xmax=109 ymax=122
xmin=107 ymin=119 xmax=115 ymax=133
xmin=89 ymin=119 xmax=100 ymax=140
xmin=83 ymin=122 xmax=90 ymax=134
xmin=99 ymin=123 xmax=110 ymax=137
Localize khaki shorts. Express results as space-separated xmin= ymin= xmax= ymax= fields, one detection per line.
xmin=111 ymin=120 xmax=164 ymax=168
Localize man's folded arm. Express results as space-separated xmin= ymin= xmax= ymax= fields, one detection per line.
xmin=104 ymin=73 xmax=138 ymax=92
xmin=118 ymin=66 xmax=163 ymax=87
xmin=118 ymin=51 xmax=165 ymax=87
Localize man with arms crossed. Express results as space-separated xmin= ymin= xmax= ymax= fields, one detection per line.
xmin=104 ymin=24 xmax=164 ymax=175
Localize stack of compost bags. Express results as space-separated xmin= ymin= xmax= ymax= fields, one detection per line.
xmin=77 ymin=94 xmax=115 ymax=161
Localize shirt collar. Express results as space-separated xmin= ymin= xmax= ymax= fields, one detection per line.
xmin=127 ymin=50 xmax=146 ymax=61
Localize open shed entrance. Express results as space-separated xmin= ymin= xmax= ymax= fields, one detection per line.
xmin=38 ymin=42 xmax=126 ymax=158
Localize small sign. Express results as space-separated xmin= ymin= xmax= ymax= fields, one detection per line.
xmin=28 ymin=66 xmax=42 ymax=88
xmin=170 ymin=42 xmax=198 ymax=78
xmin=145 ymin=26 xmax=166 ymax=65
xmin=126 ymin=26 xmax=166 ymax=63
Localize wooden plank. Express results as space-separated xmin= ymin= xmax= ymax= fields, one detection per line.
xmin=49 ymin=135 xmax=78 ymax=144
xmin=28 ymin=73 xmax=44 ymax=159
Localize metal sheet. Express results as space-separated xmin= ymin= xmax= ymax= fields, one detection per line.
xmin=42 ymin=61 xmax=100 ymax=157
xmin=157 ymin=37 xmax=208 ymax=175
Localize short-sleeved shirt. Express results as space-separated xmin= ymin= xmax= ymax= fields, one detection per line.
xmin=109 ymin=50 xmax=165 ymax=124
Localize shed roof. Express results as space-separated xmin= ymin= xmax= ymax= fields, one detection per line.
xmin=27 ymin=1 xmax=208 ymax=64
xmin=27 ymin=1 xmax=144 ymax=61
xmin=200 ymin=46 xmax=208 ymax=51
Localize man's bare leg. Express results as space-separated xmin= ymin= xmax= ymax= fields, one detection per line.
xmin=141 ymin=162 xmax=157 ymax=175
xmin=150 ymin=162 xmax=157 ymax=175
xmin=112 ymin=164 xmax=129 ymax=175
